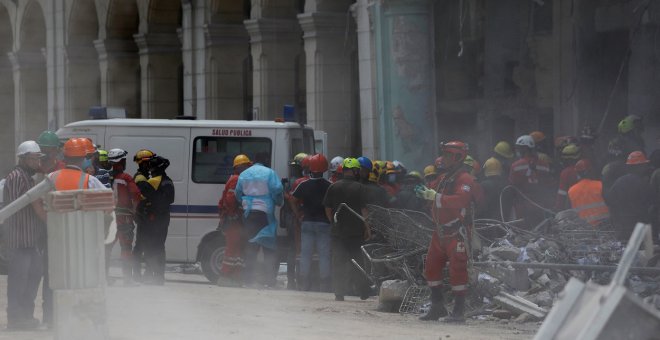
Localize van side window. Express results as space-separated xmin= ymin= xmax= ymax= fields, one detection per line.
xmin=192 ymin=137 xmax=272 ymax=184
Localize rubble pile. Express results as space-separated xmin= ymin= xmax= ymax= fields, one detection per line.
xmin=465 ymin=213 xmax=660 ymax=322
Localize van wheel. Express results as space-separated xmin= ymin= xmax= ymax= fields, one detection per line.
xmin=199 ymin=236 xmax=225 ymax=283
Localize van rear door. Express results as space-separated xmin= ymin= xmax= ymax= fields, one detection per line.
xmin=188 ymin=126 xmax=276 ymax=262
xmin=105 ymin=125 xmax=190 ymax=262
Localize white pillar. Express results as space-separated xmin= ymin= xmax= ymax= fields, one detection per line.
xmin=181 ymin=0 xmax=209 ymax=119
xmin=94 ymin=38 xmax=140 ymax=118
xmin=9 ymin=51 xmax=48 ymax=143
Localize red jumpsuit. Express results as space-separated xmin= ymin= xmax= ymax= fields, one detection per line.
xmin=554 ymin=165 xmax=578 ymax=211
xmin=508 ymin=155 xmax=552 ymax=224
xmin=218 ymin=174 xmax=243 ymax=278
xmin=111 ymin=172 xmax=141 ymax=271
xmin=424 ymin=170 xmax=475 ymax=296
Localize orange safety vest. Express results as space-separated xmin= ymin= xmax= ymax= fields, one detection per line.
xmin=568 ymin=179 xmax=610 ymax=226
xmin=51 ymin=168 xmax=90 ymax=191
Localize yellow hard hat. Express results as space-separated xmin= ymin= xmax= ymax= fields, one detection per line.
xmin=483 ymin=157 xmax=503 ymax=177
xmin=423 ymin=165 xmax=437 ymax=177
xmin=133 ymin=149 xmax=155 ymax=164
xmin=233 ymin=154 xmax=252 ymax=167
xmin=494 ymin=141 xmax=514 ymax=159
xmin=290 ymin=152 xmax=308 ymax=166
xmin=561 ymin=143 xmax=581 ymax=159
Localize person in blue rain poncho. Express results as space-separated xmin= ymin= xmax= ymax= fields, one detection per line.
xmin=235 ymin=163 xmax=284 ymax=287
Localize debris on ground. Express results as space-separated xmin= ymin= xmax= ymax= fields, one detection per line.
xmin=361 ymin=205 xmax=660 ymax=323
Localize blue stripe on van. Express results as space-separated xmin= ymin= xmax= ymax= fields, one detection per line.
xmin=170 ymin=205 xmax=219 ymax=214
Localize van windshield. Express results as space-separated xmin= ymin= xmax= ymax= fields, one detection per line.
xmin=192 ymin=137 xmax=272 ymax=184
xmin=291 ymin=128 xmax=315 ymax=160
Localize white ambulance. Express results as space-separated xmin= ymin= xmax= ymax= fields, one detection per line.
xmin=57 ymin=118 xmax=326 ymax=282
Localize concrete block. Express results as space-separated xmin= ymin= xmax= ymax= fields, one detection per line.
xmin=53 ymin=288 xmax=107 ymax=340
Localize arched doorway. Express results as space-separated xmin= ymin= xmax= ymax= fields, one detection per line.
xmin=0 ymin=2 xmax=14 ymax=175
xmin=14 ymin=0 xmax=47 ymax=142
xmin=66 ymin=0 xmax=100 ymax=123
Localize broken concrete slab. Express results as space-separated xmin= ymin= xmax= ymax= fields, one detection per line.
xmin=494 ymin=291 xmax=548 ymax=320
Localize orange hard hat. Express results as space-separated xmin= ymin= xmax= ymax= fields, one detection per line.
xmin=626 ymin=151 xmax=650 ymax=165
xmin=80 ymin=138 xmax=96 ymax=155
xmin=530 ymin=131 xmax=546 ymax=143
xmin=62 ymin=138 xmax=87 ymax=158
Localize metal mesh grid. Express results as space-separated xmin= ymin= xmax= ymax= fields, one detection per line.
xmin=556 ymin=221 xmax=622 ymax=264
xmin=399 ymin=285 xmax=431 ymax=315
xmin=366 ymin=205 xmax=435 ymax=251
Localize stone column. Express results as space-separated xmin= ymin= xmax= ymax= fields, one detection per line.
xmin=352 ymin=0 xmax=378 ymax=158
xmin=94 ymin=39 xmax=140 ymax=118
xmin=205 ymin=24 xmax=250 ymax=120
xmin=65 ymin=45 xmax=101 ymax=123
xmin=373 ymin=0 xmax=435 ymax=166
xmin=299 ymin=10 xmax=355 ymax=158
xmin=245 ymin=18 xmax=301 ymax=120
xmin=9 ymin=51 xmax=48 ymax=143
xmin=181 ymin=0 xmax=209 ymax=118
xmin=0 ymin=56 xmax=15 ymax=175
xmin=134 ymin=33 xmax=181 ymax=119
xmin=553 ymin=0 xmax=579 ymax=136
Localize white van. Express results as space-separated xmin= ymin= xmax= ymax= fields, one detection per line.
xmin=57 ymin=118 xmax=326 ymax=282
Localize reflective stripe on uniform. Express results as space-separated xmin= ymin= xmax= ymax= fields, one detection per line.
xmin=451 ymin=285 xmax=467 ymax=291
xmin=537 ymin=165 xmax=550 ymax=172
xmin=557 ymin=189 xmax=567 ymax=196
xmin=585 ymin=212 xmax=610 ymax=222
xmin=513 ymin=165 xmax=529 ymax=172
xmin=426 ymin=280 xmax=443 ymax=287
xmin=435 ymin=193 xmax=443 ymax=208
xmin=114 ymin=178 xmax=127 ymax=186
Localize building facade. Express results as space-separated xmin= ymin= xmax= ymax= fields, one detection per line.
xmin=0 ymin=0 xmax=659 ymax=177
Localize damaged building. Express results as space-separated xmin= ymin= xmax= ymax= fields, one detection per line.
xmin=0 ymin=0 xmax=659 ymax=175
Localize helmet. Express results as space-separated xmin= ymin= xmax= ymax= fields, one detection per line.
xmin=108 ymin=148 xmax=128 ymax=163
xmin=405 ymin=171 xmax=423 ymax=182
xmin=80 ymin=138 xmax=96 ymax=155
xmin=626 ymin=151 xmax=650 ymax=165
xmin=357 ymin=156 xmax=372 ymax=170
xmin=392 ymin=160 xmax=406 ymax=174
xmin=483 ymin=158 xmax=503 ymax=177
xmin=515 ymin=135 xmax=535 ymax=148
xmin=149 ymin=155 xmax=170 ymax=172
xmin=98 ymin=149 xmax=108 ymax=162
xmin=37 ymin=131 xmax=61 ymax=148
xmin=618 ymin=115 xmax=642 ymax=134
xmin=233 ymin=154 xmax=252 ymax=167
xmin=423 ymin=165 xmax=437 ymax=178
xmin=134 ymin=149 xmax=155 ymax=164
xmin=290 ymin=152 xmax=308 ymax=166
xmin=554 ymin=135 xmax=578 ymax=150
xmin=574 ymin=159 xmax=592 ymax=173
xmin=529 ymin=131 xmax=546 ymax=143
xmin=494 ymin=141 xmax=514 ymax=159
xmin=441 ymin=141 xmax=468 ymax=163
xmin=301 ymin=155 xmax=312 ymax=169
xmin=330 ymin=156 xmax=344 ymax=172
xmin=309 ymin=154 xmax=329 ymax=173
xmin=385 ymin=161 xmax=398 ymax=174
xmin=343 ymin=157 xmax=360 ymax=169
xmin=561 ymin=144 xmax=581 ymax=159
xmin=62 ymin=138 xmax=87 ymax=158
xmin=16 ymin=140 xmax=43 ymax=157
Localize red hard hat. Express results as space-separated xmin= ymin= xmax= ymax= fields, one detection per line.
xmin=442 ymin=141 xmax=468 ymax=162
xmin=626 ymin=151 xmax=650 ymax=165
xmin=63 ymin=138 xmax=87 ymax=158
xmin=574 ymin=159 xmax=592 ymax=172
xmin=301 ymin=155 xmax=312 ymax=169
xmin=309 ymin=154 xmax=329 ymax=173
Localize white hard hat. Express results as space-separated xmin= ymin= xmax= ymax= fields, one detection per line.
xmin=329 ymin=156 xmax=344 ymax=172
xmin=108 ymin=148 xmax=128 ymax=163
xmin=16 ymin=140 xmax=43 ymax=157
xmin=515 ymin=135 xmax=535 ymax=148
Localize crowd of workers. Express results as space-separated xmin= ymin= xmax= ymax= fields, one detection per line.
xmin=1 ymin=113 xmax=658 ymax=329
xmin=2 ymin=131 xmax=174 ymax=330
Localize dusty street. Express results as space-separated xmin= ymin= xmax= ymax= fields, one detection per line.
xmin=0 ymin=269 xmax=538 ymax=340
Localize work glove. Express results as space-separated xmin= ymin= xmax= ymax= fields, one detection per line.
xmin=415 ymin=184 xmax=437 ymax=201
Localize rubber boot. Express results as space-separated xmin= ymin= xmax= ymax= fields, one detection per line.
xmin=444 ymin=295 xmax=466 ymax=323
xmin=419 ymin=287 xmax=448 ymax=321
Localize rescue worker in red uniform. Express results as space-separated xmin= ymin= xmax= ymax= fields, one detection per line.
xmin=554 ymin=144 xmax=581 ymax=211
xmin=415 ymin=141 xmax=476 ymax=323
xmin=216 ymin=154 xmax=252 ymax=286
xmin=107 ymin=148 xmax=141 ymax=285
xmin=509 ymin=135 xmax=553 ymax=227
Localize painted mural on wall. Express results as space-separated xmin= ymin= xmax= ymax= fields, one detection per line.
xmin=376 ymin=1 xmax=435 ymax=169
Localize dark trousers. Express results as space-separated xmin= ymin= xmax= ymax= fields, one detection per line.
xmin=7 ymin=247 xmax=43 ymax=323
xmin=142 ymin=215 xmax=169 ymax=282
xmin=331 ymin=237 xmax=370 ymax=298
xmin=242 ymin=211 xmax=277 ymax=285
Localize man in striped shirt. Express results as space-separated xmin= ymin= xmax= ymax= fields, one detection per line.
xmin=3 ymin=141 xmax=47 ymax=330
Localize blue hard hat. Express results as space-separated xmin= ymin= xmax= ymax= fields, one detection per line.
xmin=357 ymin=156 xmax=372 ymax=170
